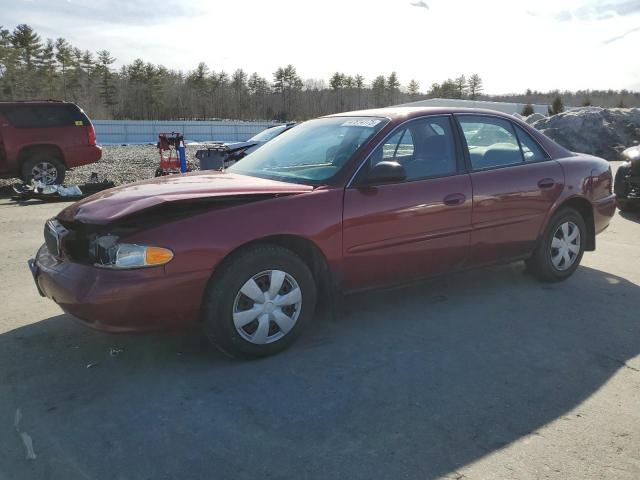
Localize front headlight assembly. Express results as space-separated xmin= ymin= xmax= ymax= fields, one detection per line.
xmin=91 ymin=235 xmax=174 ymax=269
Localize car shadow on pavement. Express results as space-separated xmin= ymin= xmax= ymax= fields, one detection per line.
xmin=1 ymin=263 xmax=639 ymax=479
xmin=619 ymin=209 xmax=640 ymax=224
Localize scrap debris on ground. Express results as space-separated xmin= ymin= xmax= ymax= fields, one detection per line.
xmin=0 ymin=145 xmax=204 ymax=196
xmin=11 ymin=176 xmax=115 ymax=202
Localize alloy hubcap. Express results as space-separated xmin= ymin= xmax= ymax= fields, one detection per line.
xmin=550 ymin=221 xmax=581 ymax=271
xmin=232 ymin=270 xmax=302 ymax=345
xmin=32 ymin=162 xmax=58 ymax=185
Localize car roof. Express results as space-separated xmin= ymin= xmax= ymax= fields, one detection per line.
xmin=0 ymin=100 xmax=74 ymax=107
xmin=326 ymin=106 xmax=518 ymax=121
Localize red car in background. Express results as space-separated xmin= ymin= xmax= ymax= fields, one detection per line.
xmin=29 ymin=107 xmax=616 ymax=357
xmin=0 ymin=101 xmax=101 ymax=184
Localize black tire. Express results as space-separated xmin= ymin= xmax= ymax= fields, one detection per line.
xmin=526 ymin=208 xmax=587 ymax=283
xmin=21 ymin=154 xmax=66 ymax=185
xmin=202 ymin=245 xmax=317 ymax=358
xmin=614 ymin=163 xmax=630 ymax=199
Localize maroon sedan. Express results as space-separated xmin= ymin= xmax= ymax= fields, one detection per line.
xmin=30 ymin=108 xmax=616 ymax=356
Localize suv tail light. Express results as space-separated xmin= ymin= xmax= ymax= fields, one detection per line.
xmin=86 ymin=125 xmax=97 ymax=146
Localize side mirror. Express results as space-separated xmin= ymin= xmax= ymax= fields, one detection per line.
xmin=359 ymin=161 xmax=406 ymax=186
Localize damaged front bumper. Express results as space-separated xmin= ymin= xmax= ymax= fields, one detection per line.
xmin=28 ymin=244 xmax=203 ymax=332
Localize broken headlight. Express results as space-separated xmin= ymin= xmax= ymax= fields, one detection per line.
xmin=90 ymin=234 xmax=174 ymax=269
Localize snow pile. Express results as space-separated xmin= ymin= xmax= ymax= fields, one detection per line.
xmin=525 ymin=113 xmax=546 ymax=125
xmin=531 ymin=107 xmax=640 ymax=160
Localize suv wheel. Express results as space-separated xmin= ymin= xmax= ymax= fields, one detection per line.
xmin=526 ymin=208 xmax=586 ymax=282
xmin=202 ymin=245 xmax=317 ymax=357
xmin=21 ymin=155 xmax=66 ymax=185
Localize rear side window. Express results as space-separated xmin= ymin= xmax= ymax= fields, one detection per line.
xmin=1 ymin=105 xmax=89 ymax=128
xmin=457 ymin=115 xmax=523 ymax=170
xmin=515 ymin=126 xmax=548 ymax=162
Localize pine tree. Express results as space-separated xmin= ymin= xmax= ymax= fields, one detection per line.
xmin=371 ymin=75 xmax=386 ymax=107
xmin=330 ymin=72 xmax=345 ymax=111
xmin=39 ymin=39 xmax=57 ymax=98
xmin=354 ymin=74 xmax=365 ymax=108
xmin=468 ymin=74 xmax=483 ymax=100
xmin=548 ymin=94 xmax=564 ymax=115
xmin=521 ymin=104 xmax=534 ymax=116
xmin=407 ymin=79 xmax=420 ymax=99
xmin=95 ymin=50 xmax=116 ymax=113
xmin=440 ymin=79 xmax=458 ymax=98
xmin=386 ymin=72 xmax=400 ymax=105
xmin=273 ymin=65 xmax=302 ymax=120
xmin=231 ymin=68 xmax=248 ymax=118
xmin=55 ymin=38 xmax=72 ymax=100
xmin=454 ymin=75 xmax=467 ymax=99
xmin=247 ymin=72 xmax=269 ymax=119
xmin=10 ymin=24 xmax=42 ymax=69
xmin=0 ymin=27 xmax=18 ymax=97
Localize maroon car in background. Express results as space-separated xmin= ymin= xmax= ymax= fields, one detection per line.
xmin=29 ymin=107 xmax=616 ymax=357
xmin=0 ymin=101 xmax=101 ymax=184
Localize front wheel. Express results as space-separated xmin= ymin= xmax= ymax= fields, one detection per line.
xmin=526 ymin=208 xmax=586 ymax=282
xmin=202 ymin=245 xmax=317 ymax=357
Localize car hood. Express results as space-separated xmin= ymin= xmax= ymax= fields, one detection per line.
xmin=58 ymin=171 xmax=313 ymax=224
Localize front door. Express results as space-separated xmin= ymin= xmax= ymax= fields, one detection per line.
xmin=0 ymin=111 xmax=8 ymax=175
xmin=455 ymin=114 xmax=564 ymax=265
xmin=342 ymin=115 xmax=472 ymax=291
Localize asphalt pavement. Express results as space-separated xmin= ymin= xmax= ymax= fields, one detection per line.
xmin=1 ymin=164 xmax=638 ymax=479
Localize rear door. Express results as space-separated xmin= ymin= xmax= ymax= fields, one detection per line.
xmin=342 ymin=115 xmax=472 ymax=291
xmin=455 ymin=114 xmax=564 ymax=265
xmin=1 ymin=104 xmax=89 ymax=164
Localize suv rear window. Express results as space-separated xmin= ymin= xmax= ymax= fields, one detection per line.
xmin=0 ymin=104 xmax=90 ymax=128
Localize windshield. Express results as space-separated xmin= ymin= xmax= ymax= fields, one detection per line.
xmin=249 ymin=125 xmax=289 ymax=143
xmin=228 ymin=117 xmax=388 ymax=184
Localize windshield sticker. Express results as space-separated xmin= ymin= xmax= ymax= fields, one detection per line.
xmin=341 ymin=119 xmax=382 ymax=128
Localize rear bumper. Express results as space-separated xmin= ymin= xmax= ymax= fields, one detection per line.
xmin=593 ymin=194 xmax=616 ymax=234
xmin=29 ymin=244 xmax=205 ymax=332
xmin=66 ymin=145 xmax=102 ymax=168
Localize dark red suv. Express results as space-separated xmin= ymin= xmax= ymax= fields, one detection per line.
xmin=0 ymin=101 xmax=102 ymax=184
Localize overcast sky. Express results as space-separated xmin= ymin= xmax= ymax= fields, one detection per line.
xmin=3 ymin=0 xmax=640 ymax=93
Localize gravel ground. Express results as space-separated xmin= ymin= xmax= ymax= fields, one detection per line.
xmin=0 ymin=144 xmax=204 ymax=191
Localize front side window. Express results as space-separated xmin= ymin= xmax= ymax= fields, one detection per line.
xmin=458 ymin=116 xmax=523 ymax=170
xmin=228 ymin=116 xmax=388 ymax=185
xmin=361 ymin=115 xmax=457 ymax=182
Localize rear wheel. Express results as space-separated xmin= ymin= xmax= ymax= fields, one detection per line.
xmin=21 ymin=155 xmax=66 ymax=185
xmin=614 ymin=164 xmax=637 ymax=212
xmin=526 ymin=208 xmax=586 ymax=282
xmin=202 ymin=245 xmax=317 ymax=357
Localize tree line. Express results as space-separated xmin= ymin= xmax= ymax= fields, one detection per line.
xmin=1 ymin=24 xmax=638 ymax=121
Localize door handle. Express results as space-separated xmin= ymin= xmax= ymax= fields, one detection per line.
xmin=443 ymin=193 xmax=466 ymax=206
xmin=538 ymin=178 xmax=555 ymax=189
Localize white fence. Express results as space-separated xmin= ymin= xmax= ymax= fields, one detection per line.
xmin=93 ymin=120 xmax=278 ymax=144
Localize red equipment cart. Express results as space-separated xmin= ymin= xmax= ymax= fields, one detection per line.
xmin=155 ymin=132 xmax=191 ymax=177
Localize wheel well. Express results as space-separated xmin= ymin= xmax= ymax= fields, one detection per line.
xmin=18 ymin=144 xmax=66 ymax=171
xmin=207 ymin=235 xmax=338 ymax=317
xmin=558 ymin=197 xmax=596 ymax=251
